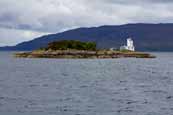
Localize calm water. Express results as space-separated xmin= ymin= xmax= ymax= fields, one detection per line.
xmin=0 ymin=52 xmax=173 ymax=115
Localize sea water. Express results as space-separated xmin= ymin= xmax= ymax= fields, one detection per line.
xmin=0 ymin=52 xmax=173 ymax=115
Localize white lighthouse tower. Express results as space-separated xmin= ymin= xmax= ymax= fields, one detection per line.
xmin=120 ymin=38 xmax=135 ymax=51
xmin=127 ymin=38 xmax=135 ymax=51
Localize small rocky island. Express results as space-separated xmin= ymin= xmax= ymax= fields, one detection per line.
xmin=15 ymin=40 xmax=155 ymax=59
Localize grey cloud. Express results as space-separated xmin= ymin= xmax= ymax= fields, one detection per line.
xmin=0 ymin=0 xmax=173 ymax=32
xmin=99 ymin=0 xmax=173 ymax=4
xmin=0 ymin=0 xmax=173 ymax=46
xmin=0 ymin=27 xmax=49 ymax=46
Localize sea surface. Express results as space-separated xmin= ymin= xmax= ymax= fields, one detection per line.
xmin=0 ymin=52 xmax=173 ymax=115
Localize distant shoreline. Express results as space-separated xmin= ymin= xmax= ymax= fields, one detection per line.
xmin=15 ymin=50 xmax=156 ymax=59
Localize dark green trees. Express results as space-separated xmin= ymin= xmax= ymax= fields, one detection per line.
xmin=46 ymin=40 xmax=96 ymax=51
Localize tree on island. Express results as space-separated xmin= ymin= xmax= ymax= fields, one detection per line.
xmin=45 ymin=40 xmax=96 ymax=51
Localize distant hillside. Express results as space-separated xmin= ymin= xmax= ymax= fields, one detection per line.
xmin=1 ymin=23 xmax=173 ymax=51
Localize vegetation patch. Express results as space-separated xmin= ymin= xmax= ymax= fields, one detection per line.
xmin=44 ymin=40 xmax=96 ymax=51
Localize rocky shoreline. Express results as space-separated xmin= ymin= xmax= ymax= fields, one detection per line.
xmin=15 ymin=50 xmax=156 ymax=59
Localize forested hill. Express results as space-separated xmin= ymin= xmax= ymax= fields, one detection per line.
xmin=1 ymin=23 xmax=173 ymax=51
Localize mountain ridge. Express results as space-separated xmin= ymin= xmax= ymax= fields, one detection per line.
xmin=1 ymin=23 xmax=173 ymax=51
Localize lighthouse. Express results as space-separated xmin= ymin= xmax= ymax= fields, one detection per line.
xmin=120 ymin=38 xmax=135 ymax=51
xmin=127 ymin=38 xmax=135 ymax=51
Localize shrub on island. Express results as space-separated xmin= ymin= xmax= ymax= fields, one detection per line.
xmin=44 ymin=40 xmax=96 ymax=51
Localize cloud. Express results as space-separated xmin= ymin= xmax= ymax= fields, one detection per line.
xmin=0 ymin=27 xmax=48 ymax=46
xmin=0 ymin=0 xmax=173 ymax=46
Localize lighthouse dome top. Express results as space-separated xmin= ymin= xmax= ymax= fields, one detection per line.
xmin=127 ymin=38 xmax=132 ymax=40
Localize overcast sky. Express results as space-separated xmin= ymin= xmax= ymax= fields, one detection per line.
xmin=0 ymin=0 xmax=173 ymax=46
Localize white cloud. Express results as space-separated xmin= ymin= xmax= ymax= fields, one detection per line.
xmin=0 ymin=0 xmax=173 ymax=46
xmin=0 ymin=28 xmax=49 ymax=46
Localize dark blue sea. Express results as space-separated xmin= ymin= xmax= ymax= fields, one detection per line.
xmin=0 ymin=52 xmax=173 ymax=115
